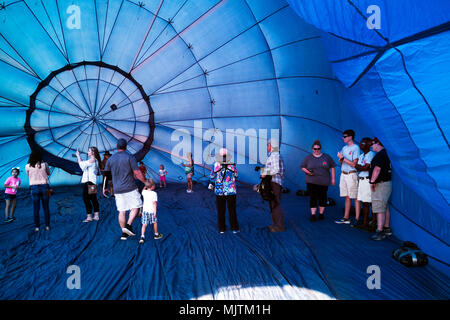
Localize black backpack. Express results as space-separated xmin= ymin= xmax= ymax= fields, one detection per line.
xmin=257 ymin=176 xmax=275 ymax=201
xmin=392 ymin=241 xmax=428 ymax=267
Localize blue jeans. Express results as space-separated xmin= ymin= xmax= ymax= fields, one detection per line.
xmin=30 ymin=184 xmax=50 ymax=228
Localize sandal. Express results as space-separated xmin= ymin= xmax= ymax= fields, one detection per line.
xmin=83 ymin=214 xmax=93 ymax=223
xmin=93 ymin=213 xmax=99 ymax=221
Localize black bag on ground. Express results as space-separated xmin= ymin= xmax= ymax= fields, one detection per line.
xmin=326 ymin=197 xmax=336 ymax=207
xmin=392 ymin=241 xmax=428 ymax=267
xmin=296 ymin=189 xmax=309 ymax=196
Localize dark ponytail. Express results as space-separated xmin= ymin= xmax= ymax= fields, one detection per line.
xmin=312 ymin=140 xmax=322 ymax=149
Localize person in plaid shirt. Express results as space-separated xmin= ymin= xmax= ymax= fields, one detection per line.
xmin=261 ymin=139 xmax=286 ymax=232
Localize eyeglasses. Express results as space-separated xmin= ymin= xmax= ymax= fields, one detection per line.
xmin=342 ymin=135 xmax=349 ymax=138
xmin=313 ymin=148 xmax=321 ymax=150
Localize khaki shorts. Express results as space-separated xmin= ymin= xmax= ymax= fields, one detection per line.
xmin=371 ymin=181 xmax=392 ymax=213
xmin=357 ymin=178 xmax=371 ymax=203
xmin=115 ymin=189 xmax=143 ymax=212
xmin=339 ymin=172 xmax=358 ymax=199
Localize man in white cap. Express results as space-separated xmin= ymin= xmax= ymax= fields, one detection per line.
xmin=261 ymin=139 xmax=286 ymax=232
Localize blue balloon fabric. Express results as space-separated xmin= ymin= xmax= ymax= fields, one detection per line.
xmin=286 ymin=0 xmax=450 ymax=273
xmin=0 ymin=0 xmax=449 ymax=298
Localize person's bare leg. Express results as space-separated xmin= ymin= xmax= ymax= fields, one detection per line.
xmin=153 ymin=222 xmax=159 ymax=235
xmin=384 ymin=206 xmax=390 ymax=228
xmin=362 ymin=203 xmax=370 ymax=225
xmin=118 ymin=211 xmax=126 ymax=229
xmin=127 ymin=207 xmax=140 ymax=226
xmin=10 ymin=199 xmax=17 ymax=218
xmin=310 ymin=207 xmax=317 ymax=215
xmin=141 ymin=223 xmax=147 ymax=238
xmin=5 ymin=200 xmax=10 ymax=219
xmin=344 ymin=196 xmax=351 ymax=219
xmin=376 ymin=212 xmax=385 ymax=232
xmin=355 ymin=200 xmax=361 ymax=221
xmin=319 ymin=206 xmax=325 ymax=214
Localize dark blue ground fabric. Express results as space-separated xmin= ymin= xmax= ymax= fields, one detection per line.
xmin=0 ymin=184 xmax=448 ymax=300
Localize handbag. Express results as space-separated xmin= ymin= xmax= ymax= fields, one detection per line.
xmin=45 ymin=163 xmax=54 ymax=197
xmin=87 ymin=184 xmax=98 ymax=195
xmin=46 ymin=188 xmax=55 ymax=197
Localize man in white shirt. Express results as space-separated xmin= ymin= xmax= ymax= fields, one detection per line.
xmin=335 ymin=129 xmax=360 ymax=224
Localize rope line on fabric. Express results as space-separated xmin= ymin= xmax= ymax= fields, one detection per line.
xmin=393 ymin=47 xmax=449 ymax=148
xmin=373 ymin=65 xmax=450 ymax=207
xmin=341 ymin=0 xmax=450 ymax=88
xmin=388 ymin=202 xmax=449 ymax=248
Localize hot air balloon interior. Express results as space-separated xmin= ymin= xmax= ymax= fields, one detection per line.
xmin=0 ymin=0 xmax=448 ymax=300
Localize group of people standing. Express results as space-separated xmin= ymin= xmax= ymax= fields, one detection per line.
xmin=3 ymin=150 xmax=53 ymax=231
xmin=300 ymin=129 xmax=392 ymax=241
xmin=3 ymin=130 xmax=392 ymax=242
xmin=208 ymin=139 xmax=287 ymax=234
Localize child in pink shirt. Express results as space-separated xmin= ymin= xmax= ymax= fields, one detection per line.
xmin=4 ymin=167 xmax=21 ymax=223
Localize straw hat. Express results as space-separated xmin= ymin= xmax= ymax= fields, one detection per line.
xmin=215 ymin=148 xmax=233 ymax=164
xmin=268 ymin=138 xmax=280 ymax=152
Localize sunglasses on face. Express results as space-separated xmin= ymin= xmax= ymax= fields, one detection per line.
xmin=313 ymin=148 xmax=321 ymax=150
xmin=342 ymin=135 xmax=349 ymax=138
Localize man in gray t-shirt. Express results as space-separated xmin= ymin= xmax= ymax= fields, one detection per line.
xmin=103 ymin=139 xmax=149 ymax=240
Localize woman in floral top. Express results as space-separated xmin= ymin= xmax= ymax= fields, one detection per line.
xmin=209 ymin=148 xmax=239 ymax=234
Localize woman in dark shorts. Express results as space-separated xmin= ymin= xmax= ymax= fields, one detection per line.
xmin=300 ymin=140 xmax=336 ymax=221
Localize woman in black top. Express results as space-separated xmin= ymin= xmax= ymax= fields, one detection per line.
xmin=301 ymin=140 xmax=336 ymax=221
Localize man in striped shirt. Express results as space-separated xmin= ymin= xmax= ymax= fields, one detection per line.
xmin=261 ymin=139 xmax=286 ymax=232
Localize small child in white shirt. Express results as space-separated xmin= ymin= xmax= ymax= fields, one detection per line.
xmin=139 ymin=179 xmax=163 ymax=244
xmin=158 ymin=164 xmax=167 ymax=188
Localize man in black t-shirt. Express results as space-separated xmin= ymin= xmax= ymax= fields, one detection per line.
xmin=369 ymin=137 xmax=392 ymax=241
